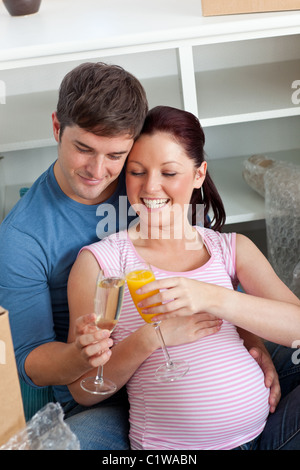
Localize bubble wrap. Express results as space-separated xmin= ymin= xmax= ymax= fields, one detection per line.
xmin=264 ymin=162 xmax=300 ymax=297
xmin=0 ymin=402 xmax=80 ymax=450
xmin=243 ymin=154 xmax=276 ymax=197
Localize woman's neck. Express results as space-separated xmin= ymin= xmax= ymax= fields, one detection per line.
xmin=128 ymin=222 xmax=208 ymax=272
xmin=129 ymin=220 xmax=198 ymax=247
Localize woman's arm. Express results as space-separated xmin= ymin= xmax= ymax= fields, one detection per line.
xmin=227 ymin=233 xmax=300 ymax=346
xmin=137 ymin=234 xmax=300 ymax=347
xmin=67 ymin=249 xmax=222 ymax=406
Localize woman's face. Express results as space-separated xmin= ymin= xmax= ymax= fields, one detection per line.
xmin=126 ymin=132 xmax=206 ymax=233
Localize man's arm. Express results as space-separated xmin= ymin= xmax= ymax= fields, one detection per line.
xmin=0 ymin=224 xmax=94 ymax=388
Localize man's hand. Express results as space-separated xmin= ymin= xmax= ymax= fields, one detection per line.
xmin=74 ymin=313 xmax=113 ymax=368
xmin=249 ymin=346 xmax=281 ymax=413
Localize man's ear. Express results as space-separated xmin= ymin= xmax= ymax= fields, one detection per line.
xmin=52 ymin=112 xmax=61 ymax=143
xmin=194 ymin=161 xmax=207 ymax=189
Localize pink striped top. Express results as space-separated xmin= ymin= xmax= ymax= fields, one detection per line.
xmin=81 ymin=227 xmax=270 ymax=450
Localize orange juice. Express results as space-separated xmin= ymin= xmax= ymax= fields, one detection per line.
xmin=126 ymin=269 xmax=160 ymax=323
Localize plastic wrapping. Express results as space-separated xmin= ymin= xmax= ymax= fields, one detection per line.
xmin=0 ymin=402 xmax=80 ymax=450
xmin=264 ymin=162 xmax=300 ymax=297
xmin=242 ymin=154 xmax=276 ymax=197
xmin=292 ymin=261 xmax=300 ymax=298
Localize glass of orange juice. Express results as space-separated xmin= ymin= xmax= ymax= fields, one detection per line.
xmin=126 ymin=262 xmax=189 ymax=382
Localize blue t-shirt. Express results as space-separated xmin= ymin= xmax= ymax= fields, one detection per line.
xmin=0 ymin=163 xmax=136 ymax=403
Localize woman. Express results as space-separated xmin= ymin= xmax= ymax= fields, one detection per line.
xmin=67 ymin=106 xmax=300 ymax=449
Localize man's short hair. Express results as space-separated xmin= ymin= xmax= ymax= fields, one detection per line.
xmin=56 ymin=62 xmax=148 ymax=139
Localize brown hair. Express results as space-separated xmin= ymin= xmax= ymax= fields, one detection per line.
xmin=56 ymin=62 xmax=148 ymax=139
xmin=139 ymin=106 xmax=226 ymax=231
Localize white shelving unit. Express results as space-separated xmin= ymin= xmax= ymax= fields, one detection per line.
xmin=0 ymin=0 xmax=300 ymax=225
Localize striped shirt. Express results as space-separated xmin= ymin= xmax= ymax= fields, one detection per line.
xmin=81 ymin=227 xmax=270 ymax=450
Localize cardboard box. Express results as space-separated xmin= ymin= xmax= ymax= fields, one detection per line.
xmin=201 ymin=0 xmax=300 ymax=16
xmin=0 ymin=307 xmax=26 ymax=446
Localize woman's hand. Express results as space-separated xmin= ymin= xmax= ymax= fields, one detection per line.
xmin=137 ymin=276 xmax=212 ymax=319
xmin=74 ymin=313 xmax=113 ymax=369
xmin=158 ymin=312 xmax=222 ymax=347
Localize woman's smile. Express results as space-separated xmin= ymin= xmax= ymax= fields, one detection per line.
xmin=141 ymin=197 xmax=170 ymax=210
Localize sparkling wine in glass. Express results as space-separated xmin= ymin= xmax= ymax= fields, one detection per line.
xmin=126 ymin=262 xmax=189 ymax=382
xmin=80 ymin=269 xmax=125 ymax=395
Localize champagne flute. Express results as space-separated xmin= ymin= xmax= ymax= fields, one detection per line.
xmin=80 ymin=268 xmax=125 ymax=395
xmin=126 ymin=262 xmax=189 ymax=382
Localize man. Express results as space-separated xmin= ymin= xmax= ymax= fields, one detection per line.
xmin=0 ymin=62 xmax=148 ymax=449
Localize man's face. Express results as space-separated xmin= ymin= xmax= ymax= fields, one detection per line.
xmin=52 ymin=113 xmax=134 ymax=205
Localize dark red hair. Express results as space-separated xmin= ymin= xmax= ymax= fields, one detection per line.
xmin=139 ymin=106 xmax=226 ymax=231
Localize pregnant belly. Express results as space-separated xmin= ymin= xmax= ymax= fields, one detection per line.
xmin=128 ymin=324 xmax=270 ymax=449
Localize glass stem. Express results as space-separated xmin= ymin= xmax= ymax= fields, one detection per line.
xmin=95 ymin=365 xmax=104 ymax=384
xmin=153 ymin=322 xmax=173 ymax=369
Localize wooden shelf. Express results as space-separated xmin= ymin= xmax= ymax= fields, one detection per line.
xmin=2 ymin=59 xmax=300 ymax=152
xmin=208 ymin=149 xmax=300 ymax=225
xmin=1 ymin=0 xmax=300 ymax=69
xmin=3 ymin=183 xmax=31 ymax=219
xmin=0 ymin=91 xmax=57 ymax=152
xmin=0 ymin=77 xmax=183 ymax=152
xmin=1 ymin=0 xmax=300 ymax=226
xmin=197 ymin=60 xmax=300 ymax=127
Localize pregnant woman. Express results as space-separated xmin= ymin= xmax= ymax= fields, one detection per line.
xmin=67 ymin=106 xmax=300 ymax=450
